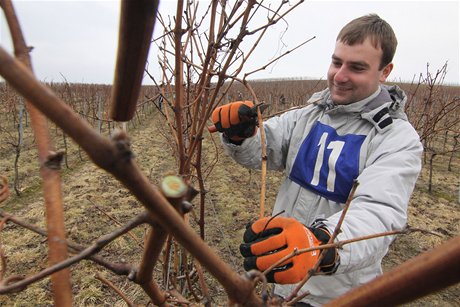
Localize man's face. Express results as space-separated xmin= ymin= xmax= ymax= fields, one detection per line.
xmin=327 ymin=38 xmax=393 ymax=105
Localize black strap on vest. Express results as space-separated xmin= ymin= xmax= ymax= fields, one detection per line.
xmin=372 ymin=107 xmax=393 ymax=129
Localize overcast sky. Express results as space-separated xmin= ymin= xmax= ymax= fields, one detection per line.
xmin=0 ymin=0 xmax=459 ymax=85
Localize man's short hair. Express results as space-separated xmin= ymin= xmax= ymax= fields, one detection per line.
xmin=337 ymin=14 xmax=398 ymax=70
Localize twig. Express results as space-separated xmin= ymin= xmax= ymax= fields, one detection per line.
xmin=264 ymin=98 xmax=322 ymax=119
xmin=257 ymin=104 xmax=268 ymax=218
xmin=0 ymin=217 xmax=9 ymax=281
xmin=264 ymin=226 xmax=439 ymax=280
xmin=287 ymin=181 xmax=359 ymax=303
xmin=246 ymin=270 xmax=269 ymax=305
xmin=194 ymin=260 xmax=211 ymax=306
xmin=87 ymin=197 xmax=144 ymax=248
xmin=241 ymin=80 xmax=267 ymax=218
xmin=95 ymin=272 xmax=136 ymax=307
xmin=244 ymin=36 xmax=316 ymax=79
xmin=168 ymin=288 xmax=192 ymax=304
xmin=0 ymin=176 xmax=10 ymax=203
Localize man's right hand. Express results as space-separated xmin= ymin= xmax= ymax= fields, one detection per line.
xmin=211 ymin=101 xmax=258 ymax=142
xmin=239 ymin=217 xmax=321 ymax=284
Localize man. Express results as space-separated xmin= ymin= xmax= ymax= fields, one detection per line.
xmin=211 ymin=14 xmax=422 ymax=306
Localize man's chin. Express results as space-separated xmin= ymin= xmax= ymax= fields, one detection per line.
xmin=330 ymin=93 xmax=351 ymax=105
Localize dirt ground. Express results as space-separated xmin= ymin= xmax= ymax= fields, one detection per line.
xmin=0 ymin=110 xmax=459 ymax=306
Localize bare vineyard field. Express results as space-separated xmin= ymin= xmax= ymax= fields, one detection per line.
xmin=0 ymin=80 xmax=459 ymax=306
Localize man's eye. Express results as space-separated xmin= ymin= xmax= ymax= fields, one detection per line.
xmin=332 ymin=61 xmax=341 ymax=67
xmin=351 ymin=66 xmax=366 ymax=72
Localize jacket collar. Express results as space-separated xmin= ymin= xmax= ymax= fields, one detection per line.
xmin=309 ymin=84 xmax=408 ymax=133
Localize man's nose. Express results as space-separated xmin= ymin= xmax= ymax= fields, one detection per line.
xmin=334 ymin=66 xmax=349 ymax=83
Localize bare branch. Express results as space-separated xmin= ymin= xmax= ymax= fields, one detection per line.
xmin=95 ymin=272 xmax=137 ymax=307
xmin=0 ymin=212 xmax=149 ymax=294
xmin=287 ymin=181 xmax=359 ymax=303
xmin=0 ymin=176 xmax=10 ymax=203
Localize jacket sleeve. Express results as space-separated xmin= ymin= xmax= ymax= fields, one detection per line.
xmin=323 ymin=120 xmax=423 ymax=274
xmin=221 ymin=107 xmax=308 ymax=171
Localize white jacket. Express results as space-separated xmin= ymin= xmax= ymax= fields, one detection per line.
xmin=221 ymin=85 xmax=423 ymax=306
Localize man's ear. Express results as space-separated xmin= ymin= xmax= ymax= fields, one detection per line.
xmin=380 ymin=63 xmax=393 ymax=82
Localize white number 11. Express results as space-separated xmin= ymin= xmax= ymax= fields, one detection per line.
xmin=310 ymin=132 xmax=345 ymax=192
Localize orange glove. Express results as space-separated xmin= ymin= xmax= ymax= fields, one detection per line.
xmin=240 ymin=217 xmax=336 ymax=284
xmin=211 ymin=101 xmax=257 ymax=142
